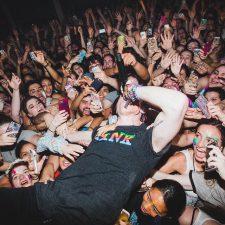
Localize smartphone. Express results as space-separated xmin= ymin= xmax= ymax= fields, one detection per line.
xmin=200 ymin=18 xmax=208 ymax=26
xmin=91 ymin=78 xmax=103 ymax=92
xmin=30 ymin=149 xmax=38 ymax=174
xmin=147 ymin=28 xmax=153 ymax=37
xmin=0 ymin=50 xmax=5 ymax=55
xmin=140 ymin=31 xmax=147 ymax=39
xmin=195 ymin=95 xmax=211 ymax=119
xmin=188 ymin=72 xmax=198 ymax=88
xmin=58 ymin=98 xmax=70 ymax=115
xmin=117 ymin=35 xmax=125 ymax=45
xmin=29 ymin=52 xmax=37 ymax=61
xmin=78 ymin=50 xmax=86 ymax=63
xmin=87 ymin=41 xmax=93 ymax=52
xmin=99 ymin=29 xmax=106 ymax=34
xmin=92 ymin=66 xmax=102 ymax=73
xmin=148 ymin=37 xmax=157 ymax=51
xmin=64 ymin=35 xmax=71 ymax=43
xmin=164 ymin=24 xmax=170 ymax=30
xmin=90 ymin=93 xmax=103 ymax=112
xmin=205 ymin=139 xmax=218 ymax=173
xmin=6 ymin=121 xmax=21 ymax=137
xmin=160 ymin=16 xmax=167 ymax=25
xmin=193 ymin=48 xmax=201 ymax=56
xmin=178 ymin=13 xmax=184 ymax=18
xmin=213 ymin=37 xmax=220 ymax=45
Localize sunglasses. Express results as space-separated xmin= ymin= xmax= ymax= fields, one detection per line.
xmin=146 ymin=190 xmax=166 ymax=217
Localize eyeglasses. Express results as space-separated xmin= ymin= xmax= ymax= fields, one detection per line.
xmin=146 ymin=190 xmax=166 ymax=217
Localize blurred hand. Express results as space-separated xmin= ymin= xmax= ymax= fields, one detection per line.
xmin=0 ymin=132 xmax=17 ymax=146
xmin=207 ymin=147 xmax=225 ymax=180
xmin=61 ymin=144 xmax=85 ymax=161
xmin=7 ymin=74 xmax=21 ymax=90
xmin=160 ymin=51 xmax=174 ymax=69
xmin=171 ymin=54 xmax=183 ymax=76
xmin=184 ymin=107 xmax=205 ymax=120
xmin=50 ymin=110 xmax=69 ymax=131
xmin=161 ymin=32 xmax=174 ymax=50
xmin=122 ymin=53 xmax=137 ymax=67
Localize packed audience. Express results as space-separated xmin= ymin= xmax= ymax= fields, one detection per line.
xmin=0 ymin=0 xmax=225 ymax=224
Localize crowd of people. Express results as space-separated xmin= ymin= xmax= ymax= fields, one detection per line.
xmin=0 ymin=0 xmax=225 ymax=224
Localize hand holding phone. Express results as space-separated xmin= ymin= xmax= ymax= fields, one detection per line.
xmin=29 ymin=52 xmax=37 ymax=61
xmin=205 ymin=139 xmax=218 ymax=173
xmin=6 ymin=122 xmax=21 ymax=137
xmin=195 ymin=95 xmax=211 ymax=119
xmin=140 ymin=31 xmax=147 ymax=39
xmin=58 ymin=98 xmax=70 ymax=116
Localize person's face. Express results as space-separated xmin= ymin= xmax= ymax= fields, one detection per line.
xmin=141 ymin=188 xmax=167 ymax=218
xmin=19 ymin=143 xmax=37 ymax=166
xmin=98 ymin=86 xmax=109 ymax=101
xmin=177 ymin=29 xmax=186 ymax=41
xmin=103 ymin=55 xmax=114 ymax=69
xmin=193 ymin=124 xmax=222 ymax=164
xmin=24 ymin=74 xmax=33 ymax=83
xmin=187 ymin=41 xmax=199 ymax=52
xmin=78 ymin=96 xmax=91 ymax=116
xmin=116 ymin=96 xmax=140 ymax=117
xmin=11 ymin=165 xmax=32 ymax=188
xmin=26 ymin=98 xmax=45 ymax=117
xmin=209 ymin=66 xmax=225 ymax=88
xmin=102 ymin=47 xmax=110 ymax=56
xmin=205 ymin=91 xmax=221 ymax=105
xmin=28 ymin=83 xmax=46 ymax=103
xmin=162 ymin=77 xmax=180 ymax=90
xmin=72 ymin=65 xmax=84 ymax=77
xmin=206 ymin=31 xmax=216 ymax=43
xmin=181 ymin=51 xmax=192 ymax=67
xmin=94 ymin=47 xmax=102 ymax=57
xmin=59 ymin=156 xmax=72 ymax=170
xmin=41 ymin=79 xmax=53 ymax=97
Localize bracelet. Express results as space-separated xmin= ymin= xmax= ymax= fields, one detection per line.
xmin=127 ymin=84 xmax=142 ymax=102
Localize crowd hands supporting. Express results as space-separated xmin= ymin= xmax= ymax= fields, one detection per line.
xmin=0 ymin=0 xmax=225 ymax=224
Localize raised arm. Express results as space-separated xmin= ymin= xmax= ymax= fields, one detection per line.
xmin=136 ymin=86 xmax=188 ymax=153
xmin=7 ymin=74 xmax=21 ymax=123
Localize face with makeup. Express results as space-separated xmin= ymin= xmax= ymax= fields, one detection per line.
xmin=10 ymin=164 xmax=33 ymax=188
xmin=141 ymin=188 xmax=167 ymax=217
xmin=193 ymin=124 xmax=222 ymax=164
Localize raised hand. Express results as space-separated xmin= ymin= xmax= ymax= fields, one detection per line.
xmin=161 ymin=32 xmax=174 ymax=51
xmin=32 ymin=24 xmax=39 ymax=33
xmin=207 ymin=101 xmax=225 ymax=121
xmin=49 ymin=110 xmax=69 ymax=131
xmin=0 ymin=131 xmax=17 ymax=146
xmin=160 ymin=51 xmax=174 ymax=70
xmin=34 ymin=51 xmax=46 ymax=65
xmin=184 ymin=107 xmax=205 ymax=120
xmin=122 ymin=53 xmax=137 ymax=67
xmin=7 ymin=74 xmax=21 ymax=90
xmin=171 ymin=54 xmax=183 ymax=76
xmin=207 ymin=147 xmax=225 ymax=180
xmin=61 ymin=144 xmax=85 ymax=161
xmin=192 ymin=26 xmax=201 ymax=40
xmin=183 ymin=81 xmax=198 ymax=96
xmin=115 ymin=12 xmax=123 ymax=22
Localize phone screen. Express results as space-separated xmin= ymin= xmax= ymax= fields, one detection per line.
xmin=91 ymin=78 xmax=103 ymax=91
xmin=195 ymin=95 xmax=211 ymax=119
xmin=6 ymin=122 xmax=21 ymax=137
xmin=58 ymin=98 xmax=70 ymax=115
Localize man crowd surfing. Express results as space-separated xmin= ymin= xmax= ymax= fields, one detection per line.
xmin=0 ymin=0 xmax=225 ymax=224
